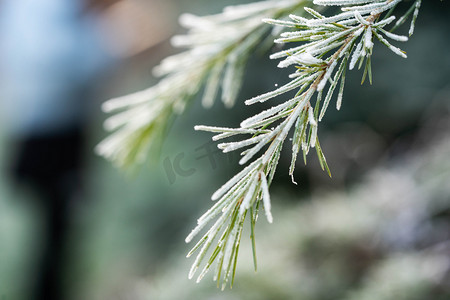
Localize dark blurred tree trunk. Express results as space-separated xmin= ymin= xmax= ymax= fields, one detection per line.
xmin=11 ymin=128 xmax=84 ymax=300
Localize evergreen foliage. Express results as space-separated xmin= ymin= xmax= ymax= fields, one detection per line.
xmin=97 ymin=0 xmax=422 ymax=288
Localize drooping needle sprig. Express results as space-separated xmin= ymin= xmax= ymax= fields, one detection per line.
xmin=186 ymin=0 xmax=421 ymax=288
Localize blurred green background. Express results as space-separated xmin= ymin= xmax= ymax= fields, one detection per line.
xmin=0 ymin=0 xmax=449 ymax=299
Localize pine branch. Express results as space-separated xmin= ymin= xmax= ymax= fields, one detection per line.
xmin=96 ymin=0 xmax=308 ymax=167
xmin=187 ymin=0 xmax=422 ymax=288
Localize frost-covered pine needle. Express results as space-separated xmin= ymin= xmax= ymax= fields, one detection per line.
xmin=186 ymin=0 xmax=421 ymax=289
